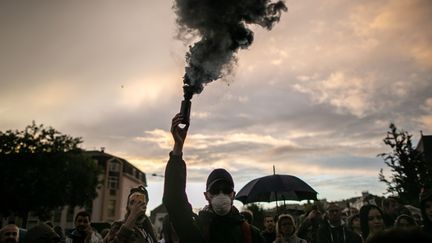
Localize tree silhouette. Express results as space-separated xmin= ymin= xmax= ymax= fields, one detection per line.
xmin=378 ymin=123 xmax=431 ymax=205
xmin=0 ymin=122 xmax=101 ymax=226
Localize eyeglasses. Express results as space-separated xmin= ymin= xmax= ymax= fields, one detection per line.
xmin=208 ymin=186 xmax=233 ymax=195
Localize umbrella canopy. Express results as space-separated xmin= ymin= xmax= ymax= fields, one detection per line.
xmin=235 ymin=174 xmax=318 ymax=204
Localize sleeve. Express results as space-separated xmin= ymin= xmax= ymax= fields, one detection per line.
xmin=347 ymin=229 xmax=363 ymax=243
xmin=104 ymin=222 xmax=135 ymax=243
xmin=251 ymin=225 xmax=266 ymax=243
xmin=316 ymin=226 xmax=330 ymax=243
xmin=163 ymin=152 xmax=203 ymax=242
xmin=297 ymin=218 xmax=311 ymax=239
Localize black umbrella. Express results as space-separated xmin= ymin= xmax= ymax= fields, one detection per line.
xmin=235 ymin=172 xmax=317 ymax=205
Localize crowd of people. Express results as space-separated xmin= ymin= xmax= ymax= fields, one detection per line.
xmin=1 ymin=113 xmax=432 ymax=243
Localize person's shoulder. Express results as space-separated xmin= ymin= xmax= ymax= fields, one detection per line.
xmin=343 ymin=227 xmax=362 ymax=242
xmin=110 ymin=220 xmax=124 ymax=227
xmin=249 ymin=224 xmax=261 ymax=233
xmin=91 ymin=230 xmax=103 ymax=240
xmin=248 ymin=224 xmax=265 ymax=242
xmin=317 ymin=221 xmax=329 ymax=230
xmin=107 ymin=220 xmax=124 ymax=233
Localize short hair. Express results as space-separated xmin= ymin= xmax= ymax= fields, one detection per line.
xmin=263 ymin=214 xmax=275 ymax=222
xmin=347 ymin=214 xmax=360 ymax=228
xmin=0 ymin=224 xmax=19 ymax=236
xmin=0 ymin=224 xmax=19 ymax=231
xmin=74 ymin=211 xmax=91 ymax=222
xmin=127 ymin=185 xmax=149 ymax=204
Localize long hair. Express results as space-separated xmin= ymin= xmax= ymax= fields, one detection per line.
xmin=359 ymin=204 xmax=384 ymax=239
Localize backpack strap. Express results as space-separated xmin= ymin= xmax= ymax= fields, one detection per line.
xmin=241 ymin=221 xmax=252 ymax=243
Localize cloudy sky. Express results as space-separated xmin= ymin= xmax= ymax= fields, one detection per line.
xmin=1 ymin=0 xmax=431 ymax=212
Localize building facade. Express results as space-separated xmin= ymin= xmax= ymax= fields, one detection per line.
xmin=33 ymin=150 xmax=148 ymax=231
xmin=416 ymin=134 xmax=432 ymax=163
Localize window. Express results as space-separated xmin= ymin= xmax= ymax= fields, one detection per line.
xmin=123 ymin=163 xmax=133 ymax=175
xmin=109 ymin=161 xmax=120 ymax=172
xmin=107 ymin=176 xmax=119 ymax=189
xmin=107 ymin=200 xmax=116 ymax=218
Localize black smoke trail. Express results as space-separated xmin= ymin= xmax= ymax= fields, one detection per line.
xmin=174 ymin=0 xmax=287 ymax=96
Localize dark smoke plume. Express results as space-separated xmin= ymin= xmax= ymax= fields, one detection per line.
xmin=174 ymin=0 xmax=287 ymax=95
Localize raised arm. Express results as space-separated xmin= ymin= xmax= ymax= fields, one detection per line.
xmin=163 ymin=113 xmax=202 ymax=242
xmin=171 ymin=113 xmax=189 ymax=155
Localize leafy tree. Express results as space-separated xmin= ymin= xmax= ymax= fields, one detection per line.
xmin=0 ymin=122 xmax=101 ymax=226
xmin=378 ymin=123 xmax=432 ymax=205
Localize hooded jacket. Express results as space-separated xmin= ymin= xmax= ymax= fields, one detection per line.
xmin=317 ymin=220 xmax=362 ymax=243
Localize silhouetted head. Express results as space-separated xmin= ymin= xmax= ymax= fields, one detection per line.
xmin=74 ymin=211 xmax=91 ymax=233
xmin=0 ymin=224 xmax=19 ymax=243
xmin=126 ymin=185 xmax=149 ymax=214
xmin=240 ymin=210 xmax=254 ymax=224
xmin=359 ymin=204 xmax=385 ymax=239
xmin=276 ymin=214 xmax=296 ymax=237
xmin=326 ymin=203 xmax=342 ymax=226
xmin=394 ymin=214 xmax=417 ymax=229
xmin=204 ymin=168 xmax=235 ymax=216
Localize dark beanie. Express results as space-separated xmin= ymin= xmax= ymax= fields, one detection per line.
xmin=206 ymin=168 xmax=234 ymax=191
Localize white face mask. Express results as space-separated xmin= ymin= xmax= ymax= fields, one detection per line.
xmin=211 ymin=193 xmax=232 ymax=216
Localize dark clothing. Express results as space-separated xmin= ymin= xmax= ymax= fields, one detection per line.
xmin=422 ymin=224 xmax=432 ymax=238
xmin=382 ymin=214 xmax=395 ymax=228
xmin=261 ymin=231 xmax=276 ymax=243
xmin=317 ymin=221 xmax=362 ymax=243
xmin=25 ymin=223 xmax=60 ymax=243
xmin=104 ymin=220 xmax=156 ymax=243
xmin=163 ymin=152 xmax=265 ymax=243
xmin=298 ymin=218 xmax=320 ymax=243
xmin=420 ymin=199 xmax=432 ymax=238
